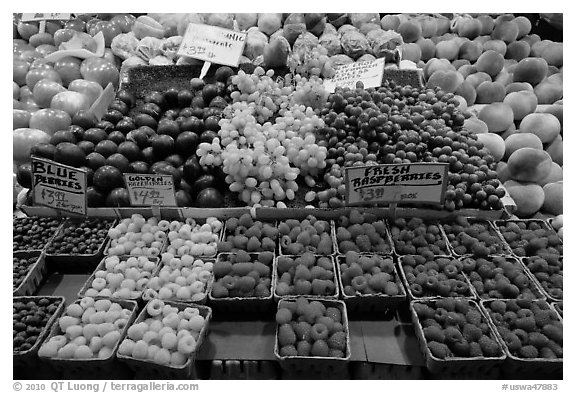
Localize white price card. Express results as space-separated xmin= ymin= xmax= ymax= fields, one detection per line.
xmin=344 ymin=163 xmax=449 ymax=206
xmin=177 ymin=23 xmax=247 ymax=67
xmin=323 ymin=58 xmax=386 ymax=93
xmin=31 ymin=157 xmax=87 ymax=215
xmin=21 ymin=13 xmax=71 ymax=22
xmin=124 ymin=174 xmax=177 ymax=207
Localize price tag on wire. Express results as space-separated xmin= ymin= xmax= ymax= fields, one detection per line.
xmin=124 ymin=174 xmax=177 ymax=207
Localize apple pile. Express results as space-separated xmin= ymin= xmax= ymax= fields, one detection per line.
xmin=522 ymin=255 xmax=562 ymax=300
xmin=164 ymin=217 xmax=222 ymax=258
xmin=38 ymin=297 xmax=134 ymax=360
xmin=462 ymin=256 xmax=543 ymax=300
xmin=412 ymin=298 xmax=505 ymax=359
xmin=217 ymin=214 xmax=278 ymax=253
xmin=400 ymin=254 xmax=473 ymax=298
xmin=13 ymin=216 xmax=61 ymax=252
xmin=276 ymin=297 xmax=348 ymax=358
xmin=278 ymin=215 xmax=333 ymax=255
xmin=496 ymin=220 xmax=563 ymax=257
xmin=144 ymin=254 xmax=213 ymax=303
xmin=211 ymin=251 xmax=274 ymax=298
xmin=13 ymin=255 xmax=40 ymax=291
xmin=484 ymin=299 xmax=562 ymax=359
xmin=334 ymin=210 xmax=391 ymax=254
xmin=106 ymin=214 xmax=166 ymax=257
xmin=275 ymin=252 xmax=337 ymax=297
xmin=339 ymin=251 xmax=401 ymax=296
xmin=46 ymin=218 xmax=113 ymax=255
xmin=441 ymin=216 xmax=508 ymax=256
xmin=388 ymin=217 xmax=449 ymax=256
xmin=14 ymin=297 xmax=63 ymax=353
xmin=82 ymin=255 xmax=157 ymax=299
xmin=118 ymin=300 xmax=208 ymax=367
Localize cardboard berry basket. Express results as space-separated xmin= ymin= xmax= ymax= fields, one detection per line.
xmin=460 ymin=255 xmax=547 ymax=301
xmin=146 ymin=257 xmax=215 ymax=305
xmin=385 ymin=218 xmax=452 ymax=258
xmin=410 ymin=298 xmax=506 ymax=376
xmin=220 ymin=220 xmax=279 ymax=255
xmin=278 ymin=220 xmax=337 ymax=256
xmin=208 ymin=253 xmax=276 ymax=319
xmin=273 ymin=255 xmax=340 ymax=303
xmin=332 ymin=218 xmax=394 ymax=256
xmin=45 ymin=218 xmax=116 ymax=273
xmin=13 ymin=296 xmax=66 ymax=373
xmin=519 ymin=256 xmax=563 ymax=303
xmin=117 ymin=300 xmax=212 ymax=379
xmin=13 ymin=251 xmax=47 ymax=296
xmin=38 ymin=298 xmax=139 ymax=379
xmin=335 ymin=254 xmax=407 ymax=316
xmin=397 ymin=255 xmax=476 ymax=301
xmin=77 ymin=255 xmax=160 ymax=303
xmin=493 ymin=219 xmax=563 ymax=259
xmin=438 ymin=217 xmax=513 ymax=258
xmin=479 ymin=299 xmax=563 ymax=378
xmin=13 ymin=216 xmax=64 ymax=254
xmin=274 ymin=298 xmax=351 ymax=379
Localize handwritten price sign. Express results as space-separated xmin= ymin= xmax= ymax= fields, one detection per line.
xmin=124 ymin=174 xmax=177 ymax=207
xmin=21 ymin=13 xmax=71 ymax=22
xmin=31 ymin=157 xmax=87 ymax=215
xmin=323 ymin=58 xmax=386 ymax=93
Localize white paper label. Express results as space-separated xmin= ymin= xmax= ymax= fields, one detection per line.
xmin=323 ymin=58 xmax=386 ymax=93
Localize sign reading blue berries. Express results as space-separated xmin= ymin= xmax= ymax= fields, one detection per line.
xmin=31 ymin=156 xmax=87 ymax=216
xmin=124 ymin=174 xmax=177 ymax=207
xmin=178 ymin=23 xmax=247 ymax=67
xmin=344 ymin=163 xmax=449 ymax=206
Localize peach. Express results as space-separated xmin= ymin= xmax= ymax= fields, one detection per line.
xmin=494 ymin=69 xmax=513 ymax=86
xmin=500 ymin=124 xmax=518 ymax=140
xmin=478 ymin=102 xmax=514 ymax=132
xmin=477 ymin=15 xmax=495 ymax=35
xmin=458 ymin=64 xmax=477 ymax=79
xmin=540 ymin=104 xmax=563 ymax=126
xmin=504 ymin=59 xmax=518 ymax=72
xmin=463 ymin=117 xmax=489 ymax=134
xmin=416 ymin=38 xmax=436 ymax=62
xmin=513 ymin=16 xmax=532 ymax=38
xmin=521 ymin=34 xmax=541 ymax=47
xmin=455 ymin=80 xmax=477 ymax=106
xmin=401 ymin=43 xmax=421 ymax=63
xmin=476 ymin=81 xmax=506 ymax=104
xmin=435 ymin=17 xmax=451 ymax=35
xmin=504 ymin=180 xmax=545 ymax=218
xmin=505 ymin=82 xmax=533 ymax=94
xmin=530 ymin=39 xmax=553 ymax=57
xmin=497 ymin=162 xmax=512 ymax=183
xmin=381 ymin=14 xmax=401 ymax=31
xmin=452 ymin=59 xmax=470 ymax=69
xmin=417 ymin=16 xmax=438 ymax=38
xmin=503 ymin=91 xmax=538 ymax=120
xmin=482 ymin=40 xmax=507 ymax=56
xmin=457 ymin=18 xmax=482 ymax=39
xmin=475 ymin=50 xmax=504 ymax=78
xmin=542 ymin=181 xmax=562 ymax=215
xmin=538 ymin=163 xmax=562 ymax=187
xmin=541 ymin=43 xmax=562 ymax=67
xmin=396 ymin=14 xmax=410 ymax=25
xmin=473 ymin=35 xmax=491 ymax=45
xmin=453 ymin=95 xmax=468 ymax=111
xmin=426 ymin=70 xmax=463 ymax=94
xmin=505 ymin=41 xmax=530 ymax=61
xmin=423 ymin=58 xmax=455 ymax=80
xmin=458 ymin=40 xmax=483 ymax=62
xmin=519 ymin=112 xmax=560 ymax=144
xmin=548 ymin=67 xmax=561 ymax=79
xmin=491 ymin=21 xmax=519 ymax=43
xmin=504 ymin=133 xmax=543 ymax=161
xmin=507 ymin=147 xmax=552 ymax=183
xmin=513 ymin=57 xmax=548 ymax=86
xmin=477 ymin=132 xmax=505 ymax=162
xmin=545 ymin=135 xmax=562 ymax=166
xmin=534 ymin=80 xmax=563 ymax=105
xmin=435 ymin=39 xmax=460 ymax=60
xmin=398 ymin=20 xmax=422 ymax=43
xmin=494 ymin=14 xmax=516 ymax=26
xmin=465 ymin=72 xmax=492 ymax=89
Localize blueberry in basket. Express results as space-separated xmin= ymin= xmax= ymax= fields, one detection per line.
xmin=46 ymin=218 xmax=113 ymax=255
xmin=13 ymin=255 xmax=39 ymax=291
xmin=13 ymin=217 xmax=61 ymax=252
xmin=13 ymin=297 xmax=62 ymax=353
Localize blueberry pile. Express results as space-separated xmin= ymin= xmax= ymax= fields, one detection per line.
xmin=46 ymin=218 xmax=113 ymax=255
xmin=13 ymin=255 xmax=39 ymax=291
xmin=13 ymin=297 xmax=62 ymax=353
xmin=13 ymin=217 xmax=61 ymax=252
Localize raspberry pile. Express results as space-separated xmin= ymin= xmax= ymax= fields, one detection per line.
xmin=218 ymin=214 xmax=278 ymax=253
xmin=334 ymin=210 xmax=391 ymax=254
xmin=497 ymin=221 xmax=563 ymax=257
xmin=441 ymin=217 xmax=508 ymax=256
xmin=388 ymin=217 xmax=449 ymax=256
xmin=275 ymin=253 xmax=336 ymax=297
xmin=522 ymin=255 xmax=563 ymax=300
xmin=339 ymin=252 xmax=401 ymax=296
xmin=211 ymin=251 xmax=273 ymax=298
xmin=278 ymin=216 xmax=333 ymax=255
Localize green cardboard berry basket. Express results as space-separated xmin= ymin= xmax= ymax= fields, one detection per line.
xmin=117 ymin=300 xmax=212 ymax=379
xmin=397 ymin=255 xmax=476 ymax=300
xmin=77 ymin=255 xmax=160 ymax=302
xmin=335 ymin=254 xmax=407 ymax=316
xmin=385 ymin=218 xmax=452 ymax=258
xmin=493 ymin=219 xmax=563 ymax=259
xmin=144 ymin=257 xmax=215 ymax=305
xmin=45 ymin=218 xmax=116 ymax=273
xmin=38 ymin=297 xmax=139 ymax=379
xmin=13 ymin=216 xmax=64 ymax=253
xmin=274 ymin=298 xmax=351 ymax=379
xmin=460 ymin=255 xmax=547 ymax=301
xmin=13 ymin=296 xmax=66 ymax=374
xmin=13 ymin=251 xmax=47 ymax=297
xmin=332 ymin=217 xmax=394 ymax=256
xmin=520 ymin=255 xmax=563 ymax=302
xmin=273 ymin=255 xmax=340 ymax=303
xmin=208 ymin=253 xmax=275 ymax=319
xmin=409 ymin=298 xmax=506 ymax=376
xmin=278 ymin=219 xmax=336 ymax=256
xmin=479 ymin=299 xmax=563 ymax=378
